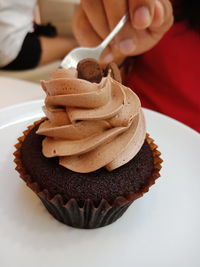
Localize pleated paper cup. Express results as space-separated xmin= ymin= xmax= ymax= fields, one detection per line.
xmin=14 ymin=119 xmax=162 ymax=229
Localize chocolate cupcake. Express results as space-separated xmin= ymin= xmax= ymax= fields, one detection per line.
xmin=14 ymin=59 xmax=162 ymax=229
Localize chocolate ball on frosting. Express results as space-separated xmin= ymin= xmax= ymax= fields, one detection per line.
xmin=77 ymin=58 xmax=103 ymax=83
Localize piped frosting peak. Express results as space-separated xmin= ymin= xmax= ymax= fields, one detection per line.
xmin=37 ymin=63 xmax=146 ymax=173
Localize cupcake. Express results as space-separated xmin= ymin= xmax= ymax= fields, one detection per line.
xmin=14 ymin=59 xmax=162 ymax=229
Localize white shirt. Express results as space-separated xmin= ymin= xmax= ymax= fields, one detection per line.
xmin=0 ymin=0 xmax=36 ymax=67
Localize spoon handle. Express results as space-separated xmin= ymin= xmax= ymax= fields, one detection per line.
xmin=97 ymin=13 xmax=129 ymax=53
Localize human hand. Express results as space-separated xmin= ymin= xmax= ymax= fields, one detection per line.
xmin=73 ymin=0 xmax=173 ymax=65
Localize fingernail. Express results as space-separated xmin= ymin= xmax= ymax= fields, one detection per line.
xmin=133 ymin=6 xmax=151 ymax=29
xmin=102 ymin=53 xmax=114 ymax=64
xmin=119 ymin=39 xmax=136 ymax=55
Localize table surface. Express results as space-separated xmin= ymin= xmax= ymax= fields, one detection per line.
xmin=0 ymin=77 xmax=44 ymax=108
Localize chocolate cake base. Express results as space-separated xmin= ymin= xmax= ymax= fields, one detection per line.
xmin=14 ymin=120 xmax=162 ymax=228
xmin=21 ymin=123 xmax=154 ymax=206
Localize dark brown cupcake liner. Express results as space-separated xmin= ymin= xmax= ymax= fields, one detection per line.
xmin=13 ymin=119 xmax=163 ymax=229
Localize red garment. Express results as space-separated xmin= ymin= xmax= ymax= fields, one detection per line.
xmin=125 ymin=21 xmax=200 ymax=132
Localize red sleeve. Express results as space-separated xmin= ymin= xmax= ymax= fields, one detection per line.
xmin=125 ymin=22 xmax=200 ymax=132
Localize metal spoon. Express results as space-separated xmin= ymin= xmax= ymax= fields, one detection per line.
xmin=60 ymin=13 xmax=129 ymax=69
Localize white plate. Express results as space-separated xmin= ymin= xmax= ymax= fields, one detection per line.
xmin=0 ymin=100 xmax=199 ymax=267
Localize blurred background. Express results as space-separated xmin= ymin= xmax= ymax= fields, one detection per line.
xmin=0 ymin=0 xmax=80 ymax=83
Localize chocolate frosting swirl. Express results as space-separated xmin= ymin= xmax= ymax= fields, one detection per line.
xmin=37 ymin=68 xmax=146 ymax=173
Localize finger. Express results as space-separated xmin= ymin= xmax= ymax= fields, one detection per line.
xmin=72 ymin=6 xmax=114 ymax=64
xmin=114 ymin=23 xmax=137 ymax=56
xmin=78 ymin=1 xmax=123 ymax=65
xmin=102 ymin=0 xmax=127 ymax=31
xmin=149 ymin=0 xmax=173 ymax=33
xmin=126 ymin=0 xmax=173 ymax=56
xmin=81 ymin=0 xmax=109 ymax=39
xmin=129 ymin=0 xmax=156 ymax=29
xmin=151 ymin=0 xmax=165 ymax=28
xmin=72 ymin=6 xmax=102 ymax=47
xmin=100 ymin=48 xmax=126 ymax=66
xmin=103 ymin=0 xmax=136 ymax=56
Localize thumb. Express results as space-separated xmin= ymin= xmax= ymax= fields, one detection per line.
xmin=128 ymin=0 xmax=156 ymax=29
